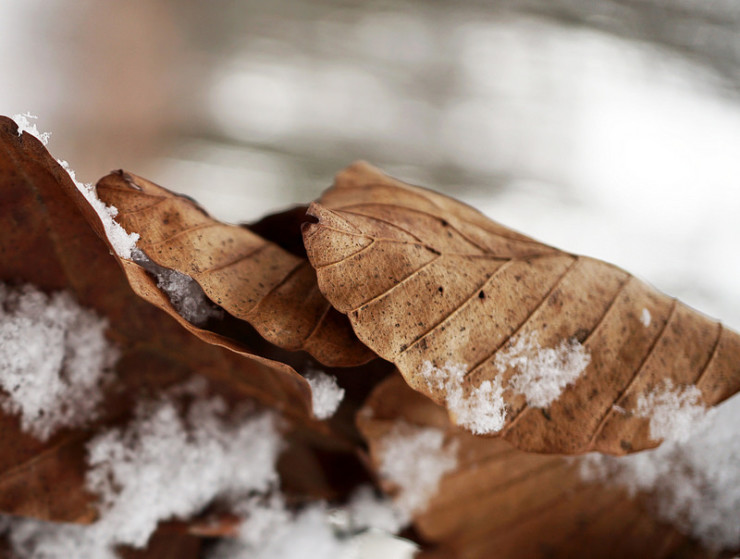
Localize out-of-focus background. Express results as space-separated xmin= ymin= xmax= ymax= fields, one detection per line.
xmin=2 ymin=0 xmax=739 ymax=328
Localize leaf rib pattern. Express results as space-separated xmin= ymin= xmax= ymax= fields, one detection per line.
xmin=305 ymin=161 xmax=740 ymax=455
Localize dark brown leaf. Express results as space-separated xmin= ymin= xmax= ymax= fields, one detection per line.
xmin=303 ymin=161 xmax=740 ymax=455
xmin=0 ymin=116 xmax=317 ymax=523
xmin=95 ymin=171 xmax=374 ymax=367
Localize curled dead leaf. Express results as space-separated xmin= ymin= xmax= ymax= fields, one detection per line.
xmin=95 ymin=171 xmax=374 ymax=368
xmin=304 ymin=161 xmax=740 ymax=455
xmin=358 ymin=374 xmax=715 ymax=559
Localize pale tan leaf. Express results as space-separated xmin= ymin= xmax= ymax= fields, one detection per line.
xmin=304 ymin=161 xmax=740 ymax=455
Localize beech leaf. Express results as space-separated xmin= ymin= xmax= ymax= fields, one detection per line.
xmin=358 ymin=374 xmax=714 ymax=559
xmin=303 ymin=161 xmax=740 ymax=455
xmin=95 ymin=171 xmax=374 ymax=368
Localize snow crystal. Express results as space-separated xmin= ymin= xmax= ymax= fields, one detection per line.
xmin=635 ymin=379 xmax=710 ymax=443
xmin=494 ymin=331 xmax=590 ymax=408
xmin=57 ymin=159 xmax=139 ymax=260
xmin=132 ymin=249 xmax=222 ymax=325
xmin=579 ymin=394 xmax=740 ymax=550
xmin=82 ymin=386 xmax=282 ymax=552
xmin=422 ymin=360 xmax=506 ymax=434
xmin=377 ymin=421 xmax=459 ymax=521
xmin=641 ymin=308 xmax=652 ymax=327
xmin=305 ymin=368 xmax=345 ymax=420
xmin=12 ymin=113 xmax=51 ymax=145
xmin=0 ymin=283 xmax=117 ymax=441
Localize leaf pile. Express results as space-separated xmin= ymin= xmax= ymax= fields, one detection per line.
xmin=1 ymin=116 xmax=738 ymax=557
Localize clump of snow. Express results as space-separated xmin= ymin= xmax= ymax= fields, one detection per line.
xmin=0 ymin=283 xmax=117 ymax=441
xmin=2 ymin=517 xmax=117 ymax=559
xmin=132 ymin=249 xmax=222 ymax=325
xmin=57 ymin=159 xmax=139 ymax=260
xmin=494 ymin=331 xmax=590 ymax=408
xmin=1 ymin=380 xmax=284 ymax=558
xmin=84 ymin=387 xmax=283 ymax=550
xmin=635 ymin=379 xmax=710 ymax=443
xmin=422 ymin=361 xmax=506 ymax=434
xmin=305 ymin=368 xmax=345 ymax=420
xmin=345 ymin=485 xmax=406 ymax=535
xmin=579 ymin=394 xmax=740 ymax=550
xmin=377 ymin=421 xmax=459 ymax=521
xmin=210 ymin=502 xmax=348 ymax=559
xmin=209 ymin=487 xmax=416 ymax=559
xmin=12 ymin=113 xmax=51 ymax=145
xmin=641 ymin=308 xmax=652 ymax=327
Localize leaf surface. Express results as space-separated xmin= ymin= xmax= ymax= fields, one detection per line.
xmin=358 ymin=374 xmax=715 ymax=559
xmin=96 ymin=171 xmax=374 ymax=367
xmin=0 ymin=116 xmax=317 ymax=523
xmin=304 ymin=161 xmax=740 ymax=454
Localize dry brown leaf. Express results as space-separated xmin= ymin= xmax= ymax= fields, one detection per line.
xmin=0 ymin=116 xmax=321 ymax=523
xmin=358 ymin=374 xmax=716 ymax=559
xmin=303 ymin=161 xmax=740 ymax=455
xmin=95 ymin=171 xmax=374 ymax=367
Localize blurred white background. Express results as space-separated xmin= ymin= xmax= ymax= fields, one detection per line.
xmin=2 ymin=0 xmax=739 ymax=328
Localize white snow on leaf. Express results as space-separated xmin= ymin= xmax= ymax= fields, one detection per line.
xmin=377 ymin=421 xmax=459 ymax=521
xmin=1 ymin=517 xmax=118 ymax=559
xmin=495 ymin=331 xmax=590 ymax=408
xmin=641 ymin=307 xmax=652 ymax=327
xmin=422 ymin=361 xmax=506 ymax=434
xmin=132 ymin=249 xmax=222 ymax=325
xmin=57 ymin=159 xmax=139 ymax=260
xmin=210 ymin=502 xmax=348 ymax=559
xmin=76 ymin=382 xmax=282 ymax=553
xmin=305 ymin=368 xmax=345 ymax=420
xmin=579 ymin=394 xmax=740 ymax=550
xmin=12 ymin=113 xmax=51 ymax=145
xmin=635 ymin=379 xmax=710 ymax=443
xmin=9 ymin=114 xmax=138 ymax=259
xmin=0 ymin=283 xmax=117 ymax=441
xmin=345 ymin=485 xmax=406 ymax=535
xmin=209 ymin=488 xmax=416 ymax=559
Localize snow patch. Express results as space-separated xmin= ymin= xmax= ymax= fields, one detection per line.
xmin=641 ymin=307 xmax=652 ymax=327
xmin=0 ymin=379 xmax=286 ymax=558
xmin=377 ymin=421 xmax=459 ymax=521
xmin=132 ymin=249 xmax=222 ymax=325
xmin=0 ymin=283 xmax=117 ymax=441
xmin=12 ymin=113 xmax=51 ymax=145
xmin=579 ymin=394 xmax=740 ymax=550
xmin=209 ymin=491 xmax=417 ymax=559
xmin=635 ymin=379 xmax=710 ymax=443
xmin=305 ymin=368 xmax=345 ymax=420
xmin=84 ymin=386 xmax=283 ymax=550
xmin=346 ymin=485 xmax=406 ymax=535
xmin=58 ymin=159 xmax=139 ymax=260
xmin=422 ymin=361 xmax=506 ymax=434
xmin=2 ymin=518 xmax=117 ymax=559
xmin=495 ymin=331 xmax=590 ymax=408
